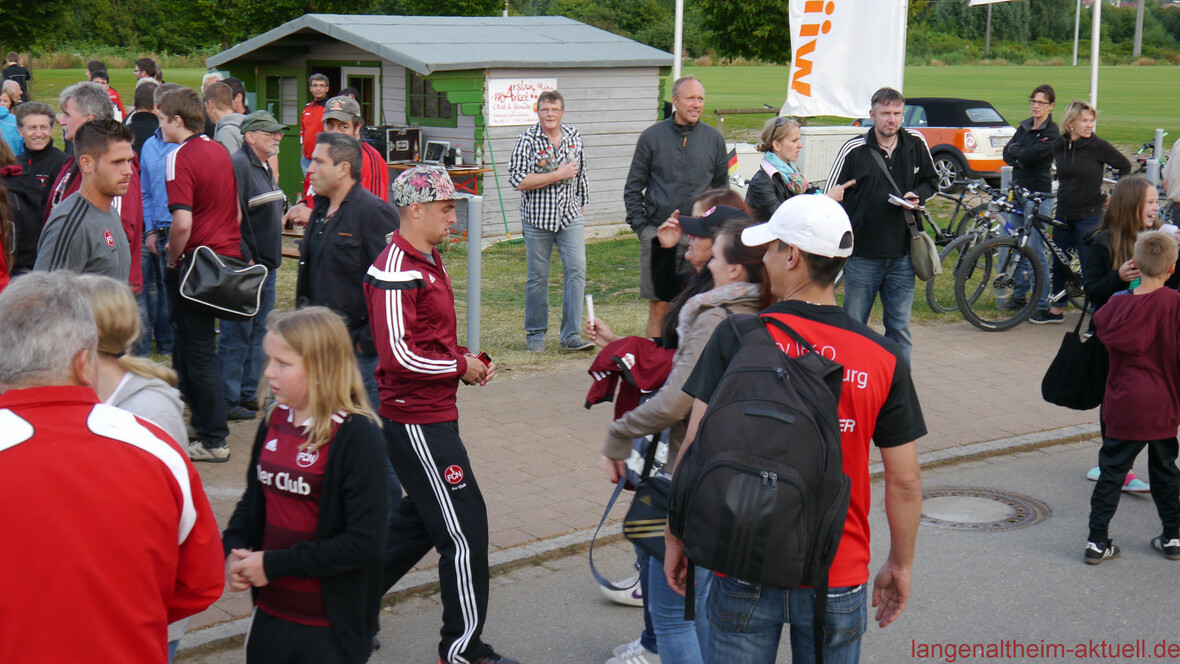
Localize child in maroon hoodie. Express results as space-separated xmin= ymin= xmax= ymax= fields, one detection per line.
xmin=1087 ymin=230 xmax=1180 ymax=564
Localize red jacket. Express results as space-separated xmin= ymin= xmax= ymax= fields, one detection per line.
xmin=45 ymin=157 xmax=145 ymax=294
xmin=365 ymin=231 xmax=470 ymax=424
xmin=300 ymin=99 xmax=326 ymax=159
xmin=1094 ymin=287 xmax=1180 ymax=440
xmin=0 ymin=386 xmax=224 ymax=663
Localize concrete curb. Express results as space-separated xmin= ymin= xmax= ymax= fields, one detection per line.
xmin=178 ymin=421 xmax=1099 ymax=658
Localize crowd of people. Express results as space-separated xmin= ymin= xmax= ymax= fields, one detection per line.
xmin=0 ymin=54 xmax=1177 ymax=664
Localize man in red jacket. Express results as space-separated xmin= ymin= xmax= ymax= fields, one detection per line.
xmin=0 ymin=271 xmax=224 ymax=664
xmin=365 ymin=166 xmax=517 ymax=664
xmin=299 ymin=73 xmax=329 ymax=175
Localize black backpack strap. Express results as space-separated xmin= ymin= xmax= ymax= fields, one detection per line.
xmin=684 ymin=560 xmax=696 ymax=621
xmin=638 ymin=433 xmax=660 ymax=480
xmin=588 ymin=478 xmax=635 ymax=591
xmin=761 ymin=314 xmax=821 ymax=355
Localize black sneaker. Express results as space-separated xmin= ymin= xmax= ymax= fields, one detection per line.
xmin=1152 ymin=536 xmax=1180 ymax=560
xmin=470 ymin=645 xmax=520 ymax=664
xmin=1029 ymin=310 xmax=1064 ymax=325
xmin=226 ymin=405 xmax=257 ymax=421
xmin=1084 ymin=540 xmax=1120 ymax=565
xmin=1001 ymin=297 xmax=1027 ymax=312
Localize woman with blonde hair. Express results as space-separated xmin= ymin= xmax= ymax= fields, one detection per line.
xmin=745 ymin=116 xmax=816 ymax=221
xmin=75 ymin=275 xmax=189 ymax=661
xmin=1035 ymin=100 xmax=1132 ymax=324
xmin=223 ymin=306 xmax=389 ymax=664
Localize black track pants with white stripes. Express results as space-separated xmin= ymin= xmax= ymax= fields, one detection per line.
xmin=382 ymin=418 xmax=490 ymax=664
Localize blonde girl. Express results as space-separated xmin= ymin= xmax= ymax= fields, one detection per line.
xmin=223 ymin=307 xmax=389 ymax=664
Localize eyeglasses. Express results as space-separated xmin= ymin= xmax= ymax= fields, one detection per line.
xmin=1029 ymin=99 xmax=1052 ymax=107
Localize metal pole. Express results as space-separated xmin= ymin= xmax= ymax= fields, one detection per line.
xmin=672 ymin=0 xmax=684 ymax=82
xmin=1156 ymin=128 xmax=1165 ymax=161
xmin=1072 ymin=0 xmax=1081 ymax=66
xmin=985 ymin=4 xmax=992 ymax=58
xmin=1090 ymin=0 xmax=1101 ymax=108
xmin=466 ymin=195 xmax=484 ymax=353
xmin=1133 ymin=0 xmax=1145 ymax=58
xmin=1147 ymin=159 xmax=1160 ymax=186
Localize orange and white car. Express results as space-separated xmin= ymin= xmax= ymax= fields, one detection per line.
xmin=852 ymin=97 xmax=1016 ymax=192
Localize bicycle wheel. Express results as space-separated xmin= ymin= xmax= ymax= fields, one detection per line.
xmin=955 ymin=236 xmax=1044 ymax=331
xmin=925 ymin=233 xmax=987 ymax=314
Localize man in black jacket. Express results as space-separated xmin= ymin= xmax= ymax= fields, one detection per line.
xmin=1002 ymin=84 xmax=1060 ymax=315
xmin=623 ymin=75 xmax=729 ymax=337
xmin=219 ymin=111 xmax=288 ymax=419
xmin=295 ymin=132 xmax=399 ymax=408
xmin=827 ymin=87 xmax=938 ymax=362
xmin=14 ymin=102 xmax=68 ymax=216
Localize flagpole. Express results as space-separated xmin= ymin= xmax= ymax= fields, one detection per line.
xmin=1072 ymin=0 xmax=1081 ymax=66
xmin=1090 ymin=0 xmax=1101 ymax=107
xmin=672 ymin=0 xmax=684 ymax=82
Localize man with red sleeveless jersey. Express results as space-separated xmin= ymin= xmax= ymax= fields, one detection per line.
xmin=159 ymin=86 xmax=242 ymax=463
xmin=666 ymin=194 xmax=925 ymax=664
xmin=365 ymin=166 xmax=518 ymax=664
xmin=0 ymin=271 xmax=224 ymax=663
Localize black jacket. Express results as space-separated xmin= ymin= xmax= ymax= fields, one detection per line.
xmin=1003 ymin=115 xmax=1059 ymax=194
xmin=231 ymin=145 xmax=284 ymax=270
xmin=223 ymin=411 xmax=388 ymax=664
xmin=17 ymin=141 xmax=68 ymax=219
xmin=1053 ymin=134 xmax=1130 ymax=221
xmin=1082 ymin=229 xmax=1180 ymax=310
xmin=125 ymin=111 xmax=159 ymax=156
xmin=1 ymin=166 xmax=44 ymax=275
xmin=827 ymin=129 xmax=939 ymax=259
xmin=623 ymin=118 xmax=728 ymax=231
xmin=745 ymin=163 xmax=818 ymax=222
xmin=296 ymin=182 xmax=399 ymax=356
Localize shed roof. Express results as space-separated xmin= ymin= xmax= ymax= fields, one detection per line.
xmin=207 ymin=14 xmax=673 ymax=74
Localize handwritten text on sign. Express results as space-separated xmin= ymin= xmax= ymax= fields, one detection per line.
xmin=487 ymin=78 xmax=557 ymax=126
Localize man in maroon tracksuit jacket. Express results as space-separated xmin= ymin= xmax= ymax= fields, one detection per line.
xmin=364 ymin=166 xmax=517 ymax=664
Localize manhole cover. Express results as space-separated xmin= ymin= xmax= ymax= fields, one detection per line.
xmin=920 ymin=487 xmax=1050 ymax=531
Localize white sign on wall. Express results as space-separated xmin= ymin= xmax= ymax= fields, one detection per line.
xmin=487 ymin=78 xmax=557 ymax=126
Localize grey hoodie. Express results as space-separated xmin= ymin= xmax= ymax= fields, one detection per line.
xmin=214 ymin=113 xmax=245 ymax=155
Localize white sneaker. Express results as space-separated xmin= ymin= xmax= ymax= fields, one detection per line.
xmin=187 ymin=440 xmax=230 ymax=463
xmin=599 ymin=574 xmax=643 ymax=607
xmin=606 ymin=639 xmax=660 ymax=664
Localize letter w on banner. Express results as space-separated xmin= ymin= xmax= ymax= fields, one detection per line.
xmin=784 ymin=0 xmax=908 ymax=118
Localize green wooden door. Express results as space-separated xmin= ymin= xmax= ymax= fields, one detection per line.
xmin=257 ymin=66 xmax=306 ymax=200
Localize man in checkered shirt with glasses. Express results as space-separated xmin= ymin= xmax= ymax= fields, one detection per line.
xmin=508 ymin=90 xmax=592 ymax=353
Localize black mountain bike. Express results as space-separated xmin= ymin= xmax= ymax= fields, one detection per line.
xmin=953 ymin=188 xmax=1085 ymax=331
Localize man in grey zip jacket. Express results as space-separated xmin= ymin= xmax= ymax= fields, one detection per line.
xmin=623 ymin=75 xmax=729 ymax=337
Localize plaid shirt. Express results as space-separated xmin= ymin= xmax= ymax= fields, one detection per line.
xmin=508 ymin=122 xmax=589 ymax=231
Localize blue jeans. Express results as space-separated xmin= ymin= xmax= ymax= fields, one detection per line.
xmin=300 ymin=156 xmax=311 ymax=176
xmin=137 ymin=230 xmax=172 ymax=355
xmin=218 ymin=270 xmax=276 ymax=408
xmin=638 ymin=550 xmax=658 ymax=654
xmin=842 ymin=256 xmax=914 ymax=362
xmin=1006 ymin=212 xmax=1050 ymax=311
xmin=707 ymin=578 xmax=867 ymax=664
xmin=523 ymin=218 xmax=586 ymax=345
xmin=647 ymin=558 xmax=712 ymax=664
xmin=1050 ymin=214 xmax=1100 ymax=309
xmin=356 ymin=351 xmax=380 ymax=413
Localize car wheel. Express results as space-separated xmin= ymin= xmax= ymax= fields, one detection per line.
xmin=932 ymin=153 xmax=965 ymax=193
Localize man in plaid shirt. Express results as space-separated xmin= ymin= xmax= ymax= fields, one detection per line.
xmin=509 ymin=90 xmax=592 ymax=352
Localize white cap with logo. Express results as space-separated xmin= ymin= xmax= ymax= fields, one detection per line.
xmin=740 ymin=194 xmax=854 ymax=258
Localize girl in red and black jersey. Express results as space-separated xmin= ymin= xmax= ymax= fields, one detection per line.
xmin=223 ymin=307 xmax=389 ymax=664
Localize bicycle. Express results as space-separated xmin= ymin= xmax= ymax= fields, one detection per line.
xmin=1132 ymin=132 xmax=1169 ymax=175
xmin=923 ymin=178 xmax=997 ymax=246
xmin=953 ymin=188 xmax=1085 ymax=331
xmin=923 ymin=181 xmax=1005 ymax=313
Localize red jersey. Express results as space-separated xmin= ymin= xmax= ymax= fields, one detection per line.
xmin=107 ymin=87 xmax=125 ymax=116
xmin=0 ymin=386 xmax=224 ymax=663
xmin=300 ymin=139 xmax=389 ymax=204
xmin=165 ymin=133 xmax=241 ymax=258
xmin=255 ymin=406 xmax=337 ymax=626
xmin=365 ymin=231 xmax=470 ymax=424
xmin=300 ymin=99 xmax=326 ymax=159
xmin=45 ymin=157 xmax=145 ymax=293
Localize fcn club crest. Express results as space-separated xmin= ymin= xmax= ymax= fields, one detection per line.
xmin=444 ymin=465 xmax=464 ymax=485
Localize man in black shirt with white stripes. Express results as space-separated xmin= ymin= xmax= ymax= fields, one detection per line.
xmin=508 ymin=90 xmax=592 ymax=352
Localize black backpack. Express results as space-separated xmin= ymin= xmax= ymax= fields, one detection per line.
xmin=668 ymin=313 xmax=851 ymax=662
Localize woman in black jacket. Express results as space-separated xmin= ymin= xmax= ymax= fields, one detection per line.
xmin=744 ymin=116 xmax=817 ymax=221
xmin=1035 ymin=100 xmax=1132 ymax=323
xmin=224 ymin=307 xmax=389 ymax=664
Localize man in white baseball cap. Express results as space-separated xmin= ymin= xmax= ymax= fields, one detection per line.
xmin=667 ymin=192 xmax=925 ymax=664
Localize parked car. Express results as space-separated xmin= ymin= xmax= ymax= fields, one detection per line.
xmin=851 ymin=97 xmax=1016 ymax=191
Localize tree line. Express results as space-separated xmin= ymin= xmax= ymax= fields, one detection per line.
xmin=4 ymin=0 xmax=1180 ymax=64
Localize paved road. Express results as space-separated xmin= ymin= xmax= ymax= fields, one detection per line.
xmin=182 ymin=439 xmax=1180 ymax=663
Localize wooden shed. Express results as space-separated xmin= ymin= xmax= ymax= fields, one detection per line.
xmin=207 ymin=14 xmax=672 ymax=240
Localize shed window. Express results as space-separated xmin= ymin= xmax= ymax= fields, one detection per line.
xmin=407 ymin=72 xmax=456 ymax=127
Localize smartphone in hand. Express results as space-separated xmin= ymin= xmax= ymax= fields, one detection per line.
xmin=888 ymin=193 xmax=918 ymax=210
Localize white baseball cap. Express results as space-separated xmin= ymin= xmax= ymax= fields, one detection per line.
xmin=740 ymin=194 xmax=854 ymax=258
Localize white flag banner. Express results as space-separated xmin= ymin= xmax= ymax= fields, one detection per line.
xmin=784 ymin=0 xmax=908 ymax=118
xmin=967 ymin=0 xmax=1018 ymax=5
